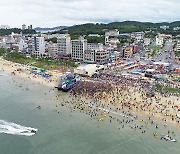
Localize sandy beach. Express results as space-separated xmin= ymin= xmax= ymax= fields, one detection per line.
xmin=0 ymin=56 xmax=179 ymax=127
xmin=0 ymin=57 xmax=61 ymax=88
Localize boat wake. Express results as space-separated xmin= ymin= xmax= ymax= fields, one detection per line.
xmin=0 ymin=120 xmax=38 ymax=136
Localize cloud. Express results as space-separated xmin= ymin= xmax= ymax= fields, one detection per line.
xmin=0 ymin=0 xmax=180 ymax=27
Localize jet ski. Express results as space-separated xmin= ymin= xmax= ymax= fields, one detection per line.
xmin=31 ymin=129 xmax=37 ymax=133
xmin=161 ymin=134 xmax=176 ymax=142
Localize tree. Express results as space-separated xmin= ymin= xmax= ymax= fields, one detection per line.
xmin=46 ymin=37 xmax=57 ymax=43
xmin=85 ymin=36 xmax=105 ymax=44
xmin=0 ymin=48 xmax=5 ymax=56
xmin=0 ymin=28 xmax=36 ymax=36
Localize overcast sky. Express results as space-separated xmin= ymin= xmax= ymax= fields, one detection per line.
xmin=0 ymin=0 xmax=180 ymax=28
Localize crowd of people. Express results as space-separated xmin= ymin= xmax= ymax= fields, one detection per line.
xmin=46 ymin=72 xmax=178 ymax=141
xmin=1 ymin=58 xmax=179 ymax=141
xmin=69 ymin=73 xmax=180 ymax=125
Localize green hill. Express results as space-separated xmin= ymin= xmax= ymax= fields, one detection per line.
xmin=0 ymin=28 xmax=36 ymax=36
xmin=52 ymin=21 xmax=180 ymax=36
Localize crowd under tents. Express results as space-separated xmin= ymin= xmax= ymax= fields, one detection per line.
xmin=40 ymin=68 xmax=46 ymax=72
xmin=30 ymin=71 xmax=52 ymax=79
xmin=30 ymin=66 xmax=52 ymax=79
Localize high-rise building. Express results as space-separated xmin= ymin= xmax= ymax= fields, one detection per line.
xmin=144 ymin=38 xmax=151 ymax=46
xmin=156 ymin=35 xmax=164 ymax=46
xmin=22 ymin=24 xmax=26 ymax=30
xmin=87 ymin=43 xmax=103 ymax=51
xmin=71 ymin=37 xmax=87 ymax=61
xmin=84 ymin=50 xmax=109 ymax=64
xmin=105 ymin=29 xmax=119 ymax=45
xmin=32 ymin=36 xmax=45 ymax=56
xmin=28 ymin=25 xmax=33 ymax=30
xmin=48 ymin=42 xmax=58 ymax=57
xmin=0 ymin=25 xmax=10 ymax=29
xmin=123 ymin=47 xmax=133 ymax=58
xmin=18 ymin=38 xmax=28 ymax=52
xmin=57 ymin=34 xmax=71 ymax=55
xmin=160 ymin=25 xmax=169 ymax=30
xmin=95 ymin=50 xmax=109 ymax=64
xmin=84 ymin=50 xmax=95 ymax=63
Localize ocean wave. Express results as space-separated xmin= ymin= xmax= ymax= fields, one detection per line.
xmin=0 ymin=120 xmax=38 ymax=136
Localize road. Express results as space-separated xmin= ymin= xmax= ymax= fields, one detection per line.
xmin=155 ymin=42 xmax=179 ymax=68
xmin=124 ymin=41 xmax=179 ymax=69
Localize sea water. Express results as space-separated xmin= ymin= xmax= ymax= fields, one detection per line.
xmin=0 ymin=72 xmax=179 ymax=154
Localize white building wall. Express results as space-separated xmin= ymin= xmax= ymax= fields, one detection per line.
xmin=144 ymin=38 xmax=151 ymax=46
xmin=156 ymin=36 xmax=164 ymax=46
xmin=57 ymin=34 xmax=71 ymax=55
xmin=71 ymin=38 xmax=87 ymax=61
xmin=87 ymin=43 xmax=103 ymax=51
xmin=32 ymin=36 xmax=45 ymax=55
xmin=18 ymin=38 xmax=28 ymax=51
xmin=48 ymin=43 xmax=58 ymax=56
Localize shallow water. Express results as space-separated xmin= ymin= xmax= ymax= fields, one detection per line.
xmin=0 ymin=72 xmax=179 ymax=154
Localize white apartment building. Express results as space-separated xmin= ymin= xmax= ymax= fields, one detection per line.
xmin=156 ymin=35 xmax=164 ymax=46
xmin=108 ymin=38 xmax=120 ymax=48
xmin=95 ymin=50 xmax=109 ymax=64
xmin=84 ymin=50 xmax=95 ymax=63
xmin=18 ymin=38 xmax=28 ymax=52
xmin=123 ymin=47 xmax=133 ymax=58
xmin=32 ymin=36 xmax=46 ymax=56
xmin=173 ymin=27 xmax=180 ymax=31
xmin=71 ymin=37 xmax=87 ymax=61
xmin=160 ymin=25 xmax=169 ymax=30
xmin=0 ymin=25 xmax=10 ymax=29
xmin=57 ymin=34 xmax=71 ymax=55
xmin=105 ymin=29 xmax=119 ymax=45
xmin=176 ymin=41 xmax=180 ymax=51
xmin=84 ymin=50 xmax=109 ymax=64
xmin=48 ymin=42 xmax=58 ymax=57
xmin=105 ymin=29 xmax=119 ymax=37
xmin=22 ymin=24 xmax=26 ymax=30
xmin=144 ymin=38 xmax=151 ymax=46
xmin=87 ymin=43 xmax=103 ymax=51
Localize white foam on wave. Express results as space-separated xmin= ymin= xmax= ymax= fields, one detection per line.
xmin=0 ymin=120 xmax=38 ymax=136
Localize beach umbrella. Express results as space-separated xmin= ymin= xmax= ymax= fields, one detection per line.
xmin=116 ymin=96 xmax=120 ymax=100
xmin=31 ymin=66 xmax=37 ymax=70
xmin=66 ymin=70 xmax=71 ymax=74
xmin=174 ymin=105 xmax=179 ymax=109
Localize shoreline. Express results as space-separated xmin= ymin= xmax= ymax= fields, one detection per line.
xmin=69 ymin=94 xmax=180 ymax=128
xmin=0 ymin=57 xmax=179 ymax=127
xmin=0 ymin=57 xmax=61 ymax=88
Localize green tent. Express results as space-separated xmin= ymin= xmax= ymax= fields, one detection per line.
xmin=40 ymin=68 xmax=46 ymax=72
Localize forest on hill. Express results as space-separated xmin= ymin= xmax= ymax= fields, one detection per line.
xmin=0 ymin=28 xmax=36 ymax=36
xmin=52 ymin=21 xmax=180 ymax=36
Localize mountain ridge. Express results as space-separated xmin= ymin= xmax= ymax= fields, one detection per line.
xmin=50 ymin=21 xmax=180 ymax=36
